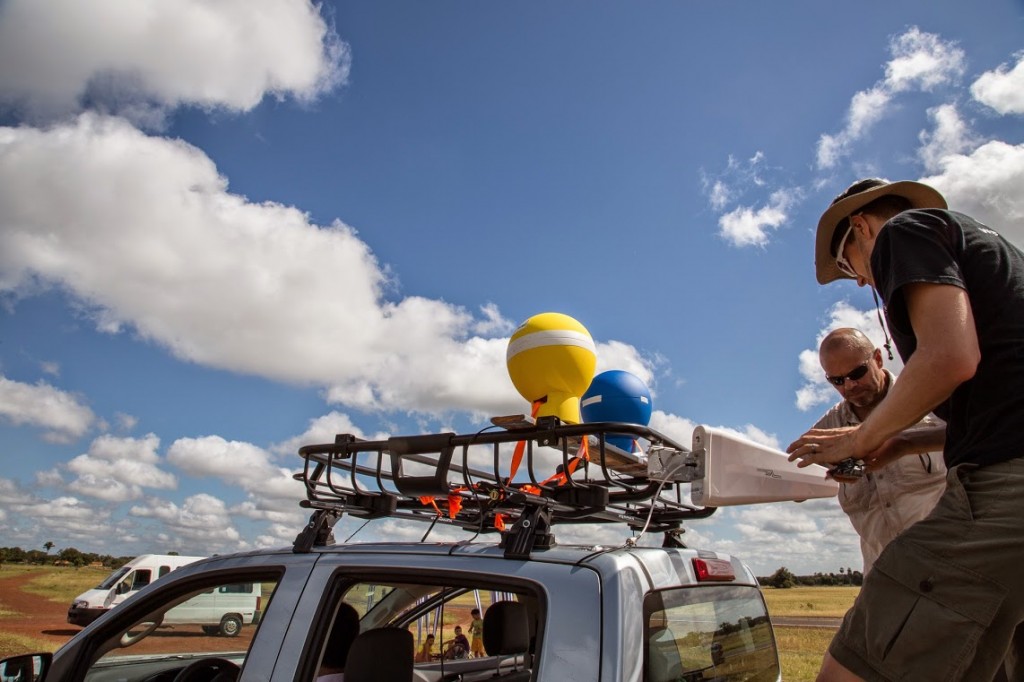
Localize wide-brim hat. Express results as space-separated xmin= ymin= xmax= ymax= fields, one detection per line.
xmin=815 ymin=179 xmax=947 ymax=284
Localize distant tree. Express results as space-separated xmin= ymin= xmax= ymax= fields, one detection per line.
xmin=59 ymin=547 xmax=84 ymax=566
xmin=167 ymin=551 xmax=179 ymax=556
xmin=766 ymin=566 xmax=797 ymax=589
xmin=43 ymin=541 xmax=55 ymax=554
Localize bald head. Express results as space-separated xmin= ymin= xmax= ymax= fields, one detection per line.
xmin=818 ymin=328 xmax=888 ymax=417
xmin=819 ymin=328 xmax=875 ymax=359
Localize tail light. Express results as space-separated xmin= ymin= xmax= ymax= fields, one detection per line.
xmin=692 ymin=557 xmax=735 ymax=582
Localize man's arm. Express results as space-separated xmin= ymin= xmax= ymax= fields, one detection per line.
xmin=854 ymin=282 xmax=977 ymax=453
xmin=790 ymin=283 xmax=977 ymax=466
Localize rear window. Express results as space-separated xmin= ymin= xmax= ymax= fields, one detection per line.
xmin=644 ymin=585 xmax=779 ymax=682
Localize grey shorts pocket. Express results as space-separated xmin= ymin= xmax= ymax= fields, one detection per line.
xmin=845 ymin=539 xmax=1006 ymax=680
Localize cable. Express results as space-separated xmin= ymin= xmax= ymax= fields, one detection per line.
xmin=343 ymin=519 xmax=371 ymax=543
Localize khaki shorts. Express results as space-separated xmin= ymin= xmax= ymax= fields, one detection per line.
xmin=830 ymin=459 xmax=1024 ymax=681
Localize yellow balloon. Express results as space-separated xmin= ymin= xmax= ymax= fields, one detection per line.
xmin=506 ymin=313 xmax=597 ymax=424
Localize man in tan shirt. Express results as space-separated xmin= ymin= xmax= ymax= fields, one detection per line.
xmin=811 ymin=328 xmax=946 ymax=574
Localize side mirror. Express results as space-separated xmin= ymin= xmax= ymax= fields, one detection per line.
xmin=117 ymin=581 xmax=131 ymax=595
xmin=0 ymin=653 xmax=52 ymax=681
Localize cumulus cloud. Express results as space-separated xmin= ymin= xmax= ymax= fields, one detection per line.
xmin=167 ymin=435 xmax=303 ymax=504
xmin=0 ymin=374 xmax=95 ymax=443
xmin=703 ymin=153 xmax=801 ymax=249
xmin=10 ymin=495 xmax=114 ymax=539
xmin=0 ymin=115 xmax=555 ymax=417
xmin=917 ymin=104 xmax=980 ymax=173
xmin=717 ymin=190 xmax=794 ymax=248
xmin=921 ymin=140 xmax=1024 ymax=245
xmin=131 ymin=493 xmax=244 ymax=553
xmin=271 ymin=411 xmax=368 ymax=457
xmin=817 ymin=27 xmax=965 ymax=169
xmin=66 ymin=433 xmax=176 ymax=502
xmin=971 ymin=52 xmax=1024 ymax=115
xmin=0 ymin=0 xmax=349 ymax=125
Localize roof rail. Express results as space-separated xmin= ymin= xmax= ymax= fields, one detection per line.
xmin=293 ymin=417 xmax=715 ymax=556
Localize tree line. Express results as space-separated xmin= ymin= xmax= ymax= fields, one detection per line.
xmin=757 ymin=566 xmax=863 ymax=588
xmin=1 ymin=544 xmax=137 ymax=569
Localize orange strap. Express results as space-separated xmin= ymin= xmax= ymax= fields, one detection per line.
xmin=508 ymin=400 xmax=543 ymax=483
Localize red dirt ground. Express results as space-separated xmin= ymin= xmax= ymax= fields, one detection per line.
xmin=0 ymin=570 xmax=254 ymax=657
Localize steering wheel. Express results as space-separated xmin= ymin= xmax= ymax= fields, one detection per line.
xmin=172 ymin=657 xmax=240 ymax=682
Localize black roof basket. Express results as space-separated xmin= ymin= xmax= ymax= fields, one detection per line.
xmin=293 ymin=416 xmax=715 ymax=557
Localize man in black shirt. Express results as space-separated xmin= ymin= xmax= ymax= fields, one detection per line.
xmin=787 ymin=178 xmax=1024 ymax=681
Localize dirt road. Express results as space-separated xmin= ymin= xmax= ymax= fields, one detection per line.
xmin=0 ymin=570 xmax=254 ymax=657
xmin=0 ymin=570 xmax=80 ymax=652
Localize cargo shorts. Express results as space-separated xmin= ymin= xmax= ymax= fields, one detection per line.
xmin=829 ymin=458 xmax=1024 ymax=681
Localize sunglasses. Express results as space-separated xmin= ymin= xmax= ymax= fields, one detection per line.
xmin=835 ymin=210 xmax=860 ymax=278
xmin=826 ymin=362 xmax=870 ymax=386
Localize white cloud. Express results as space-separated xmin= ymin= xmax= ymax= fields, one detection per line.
xmin=817 ymin=27 xmax=965 ymax=169
xmin=795 ymin=301 xmax=900 ymax=413
xmin=649 ymin=410 xmax=779 ymax=451
xmin=10 ymin=495 xmax=114 ymax=539
xmin=0 ymin=374 xmax=95 ymax=442
xmin=921 ymin=140 xmax=1024 ymax=244
xmin=167 ymin=435 xmax=303 ymax=504
xmin=0 ymin=0 xmax=349 ymax=125
xmin=918 ymin=104 xmax=979 ymax=173
xmin=884 ymin=28 xmax=965 ymax=92
xmin=0 ymin=478 xmax=38 ymax=505
xmin=0 ymin=115 xmax=553 ymax=417
xmin=66 ymin=433 xmax=176 ymax=502
xmin=272 ymin=411 xmax=367 ymax=456
xmin=0 ymin=115 xmax=658 ymax=421
xmin=114 ymin=412 xmax=139 ymax=432
xmin=717 ymin=190 xmax=794 ymax=248
xmin=131 ymin=493 xmax=245 ymax=553
xmin=708 ymin=498 xmax=860 ymax=575
xmin=970 ymin=52 xmax=1024 ymax=115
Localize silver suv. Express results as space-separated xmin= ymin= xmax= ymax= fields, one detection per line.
xmin=2 ymin=419 xmax=782 ymax=681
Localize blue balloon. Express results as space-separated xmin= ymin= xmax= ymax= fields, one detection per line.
xmin=580 ymin=370 xmax=653 ymax=452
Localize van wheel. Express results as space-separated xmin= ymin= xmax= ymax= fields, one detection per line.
xmin=219 ymin=615 xmax=242 ymax=637
xmin=201 ymin=626 xmax=220 ymax=636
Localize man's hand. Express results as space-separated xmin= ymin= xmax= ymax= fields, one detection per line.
xmin=786 ymin=426 xmax=861 ymax=467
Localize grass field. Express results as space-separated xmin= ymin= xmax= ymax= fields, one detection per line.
xmin=0 ymin=564 xmax=110 ymax=605
xmin=761 ymin=585 xmax=859 ymax=618
xmin=774 ymin=626 xmax=838 ymax=680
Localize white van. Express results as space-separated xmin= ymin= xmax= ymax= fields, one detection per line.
xmin=68 ymin=554 xmax=203 ymax=627
xmin=163 ymin=581 xmax=263 ymax=636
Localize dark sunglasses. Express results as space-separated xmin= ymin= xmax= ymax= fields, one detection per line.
xmin=826 ymin=362 xmax=870 ymax=386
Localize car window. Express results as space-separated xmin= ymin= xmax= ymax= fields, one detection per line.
xmin=644 ymin=585 xmax=779 ymax=682
xmin=85 ymin=574 xmax=280 ymax=682
xmin=311 ymin=578 xmax=538 ymax=681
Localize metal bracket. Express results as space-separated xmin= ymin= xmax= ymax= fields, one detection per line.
xmin=647 ymin=445 xmax=702 ymax=483
xmin=292 ymin=508 xmax=341 ymax=553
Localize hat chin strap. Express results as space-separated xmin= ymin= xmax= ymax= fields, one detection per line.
xmin=871 ymin=287 xmax=894 ymax=361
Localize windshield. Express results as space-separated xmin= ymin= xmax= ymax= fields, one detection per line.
xmin=96 ymin=566 xmax=131 ymax=590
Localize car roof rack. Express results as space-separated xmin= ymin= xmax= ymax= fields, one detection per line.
xmin=293 ymin=416 xmax=715 ymax=558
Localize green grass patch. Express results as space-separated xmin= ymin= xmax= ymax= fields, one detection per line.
xmin=761 ymin=586 xmax=858 ymax=618
xmin=774 ymin=626 xmax=834 ymax=681
xmin=0 ymin=633 xmax=58 ymax=659
xmin=0 ymin=565 xmax=46 ymax=578
xmin=20 ymin=566 xmax=109 ymax=604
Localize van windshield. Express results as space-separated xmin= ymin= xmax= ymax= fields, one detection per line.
xmin=96 ymin=566 xmax=130 ymax=590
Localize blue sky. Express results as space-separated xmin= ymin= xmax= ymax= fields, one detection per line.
xmin=0 ymin=0 xmax=1022 ymax=575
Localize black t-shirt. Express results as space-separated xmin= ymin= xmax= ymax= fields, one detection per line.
xmin=871 ymin=208 xmax=1024 ymax=468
